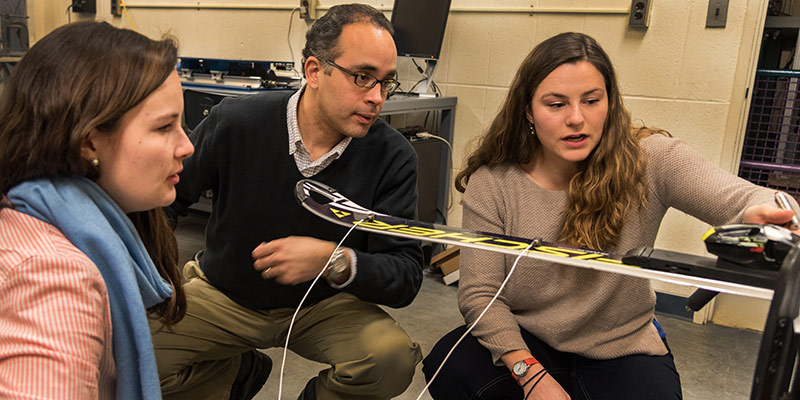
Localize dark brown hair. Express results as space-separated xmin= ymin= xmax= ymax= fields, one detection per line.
xmin=301 ymin=3 xmax=393 ymax=74
xmin=129 ymin=209 xmax=186 ymax=324
xmin=0 ymin=21 xmax=185 ymax=323
xmin=456 ymin=32 xmax=657 ymax=249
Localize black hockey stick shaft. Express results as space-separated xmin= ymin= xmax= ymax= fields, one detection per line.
xmin=686 ymin=288 xmax=718 ymax=312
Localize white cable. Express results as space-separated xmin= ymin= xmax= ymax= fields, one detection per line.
xmin=286 ymin=8 xmax=302 ymax=77
xmin=276 ymin=218 xmax=367 ymax=399
xmin=415 ymin=132 xmax=454 ymax=212
xmin=415 ymin=240 xmax=537 ymax=400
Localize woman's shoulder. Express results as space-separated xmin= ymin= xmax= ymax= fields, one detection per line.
xmin=471 ymin=163 xmax=522 ymax=185
xmin=464 ymin=164 xmax=538 ymax=208
xmin=471 ymin=163 xmax=562 ymax=195
xmin=638 ymin=130 xmax=675 ymax=152
xmin=0 ymin=210 xmax=108 ymax=326
xmin=0 ymin=209 xmax=100 ymax=280
xmin=638 ymin=130 xmax=703 ymax=170
xmin=0 ymin=210 xmax=113 ymax=400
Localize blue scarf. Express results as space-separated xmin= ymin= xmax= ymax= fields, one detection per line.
xmin=7 ymin=177 xmax=171 ymax=400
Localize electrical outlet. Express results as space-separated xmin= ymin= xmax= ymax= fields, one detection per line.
xmin=628 ymin=0 xmax=652 ymax=28
xmin=299 ymin=0 xmax=317 ymax=20
xmin=71 ymin=0 xmax=96 ymax=13
xmin=110 ymin=0 xmax=121 ymax=16
xmin=706 ymin=0 xmax=729 ymax=28
xmin=299 ymin=2 xmax=308 ymax=18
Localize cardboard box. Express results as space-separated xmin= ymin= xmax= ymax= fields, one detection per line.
xmin=430 ymin=246 xmax=460 ymax=285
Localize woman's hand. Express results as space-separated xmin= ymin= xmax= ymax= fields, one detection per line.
xmin=521 ymin=365 xmax=570 ymax=400
xmin=743 ymin=204 xmax=799 ymax=236
xmin=502 ymin=350 xmax=570 ymax=400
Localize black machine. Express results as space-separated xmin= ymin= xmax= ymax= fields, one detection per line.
xmin=624 ymin=224 xmax=800 ymax=399
xmin=0 ymin=0 xmax=28 ymax=57
xmin=391 ymin=0 xmax=451 ymax=60
xmin=390 ymin=0 xmax=451 ymax=95
xmin=178 ymin=57 xmax=300 ymax=91
xmin=625 ymin=224 xmax=799 ymax=310
xmin=182 ymin=89 xmax=227 ymax=132
xmin=178 ymin=57 xmax=301 ymax=131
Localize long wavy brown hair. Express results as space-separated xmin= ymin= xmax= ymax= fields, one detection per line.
xmin=0 ymin=21 xmax=185 ymax=324
xmin=456 ymin=32 xmax=661 ymax=250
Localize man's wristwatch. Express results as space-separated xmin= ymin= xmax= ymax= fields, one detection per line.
xmin=511 ymin=357 xmax=540 ymax=382
xmin=324 ymin=248 xmax=349 ymax=281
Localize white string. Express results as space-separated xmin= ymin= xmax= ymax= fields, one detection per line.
xmin=276 ymin=218 xmax=367 ymax=399
xmin=286 ymin=8 xmax=303 ymax=77
xmin=414 ymin=240 xmax=538 ymax=400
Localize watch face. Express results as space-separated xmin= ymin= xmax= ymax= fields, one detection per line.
xmin=332 ymin=251 xmax=348 ymax=272
xmin=512 ymin=360 xmax=528 ymax=377
xmin=328 ymin=249 xmax=348 ymax=277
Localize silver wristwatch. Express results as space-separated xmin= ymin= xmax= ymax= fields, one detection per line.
xmin=325 ymin=248 xmax=349 ymax=281
xmin=511 ymin=357 xmax=539 ymax=382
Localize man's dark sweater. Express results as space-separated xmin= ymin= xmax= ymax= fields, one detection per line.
xmin=172 ymin=90 xmax=423 ymax=310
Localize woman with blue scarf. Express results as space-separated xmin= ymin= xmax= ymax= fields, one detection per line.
xmin=0 ymin=21 xmax=193 ymax=398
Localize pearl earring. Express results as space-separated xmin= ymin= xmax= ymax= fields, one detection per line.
xmin=528 ymin=122 xmax=536 ymax=136
xmin=91 ymin=158 xmax=99 ymax=167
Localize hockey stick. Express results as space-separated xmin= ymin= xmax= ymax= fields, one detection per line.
xmin=294 ymin=179 xmax=774 ymax=300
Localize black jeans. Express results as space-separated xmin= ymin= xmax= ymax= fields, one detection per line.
xmin=422 ymin=325 xmax=682 ymax=400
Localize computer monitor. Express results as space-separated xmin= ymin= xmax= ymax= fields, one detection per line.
xmin=391 ymin=0 xmax=451 ymax=95
xmin=390 ymin=0 xmax=451 ymax=60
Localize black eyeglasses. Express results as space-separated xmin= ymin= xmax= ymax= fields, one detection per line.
xmin=324 ymin=60 xmax=400 ymax=95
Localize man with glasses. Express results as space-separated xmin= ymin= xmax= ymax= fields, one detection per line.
xmin=152 ymin=4 xmax=423 ymax=400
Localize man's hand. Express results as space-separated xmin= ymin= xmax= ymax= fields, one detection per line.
xmin=743 ymin=204 xmax=800 ymax=236
xmin=252 ymin=236 xmax=336 ymax=285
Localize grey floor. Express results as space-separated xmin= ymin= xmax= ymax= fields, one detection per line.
xmin=175 ymin=212 xmax=762 ymax=400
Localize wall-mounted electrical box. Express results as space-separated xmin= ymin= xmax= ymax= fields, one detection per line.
xmin=628 ymin=0 xmax=652 ymax=29
xmin=71 ymin=0 xmax=96 ymax=13
xmin=706 ymin=0 xmax=729 ymax=28
xmin=110 ymin=0 xmax=121 ymax=16
xmin=299 ymin=0 xmax=317 ymax=20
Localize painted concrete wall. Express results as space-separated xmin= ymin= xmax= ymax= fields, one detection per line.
xmin=32 ymin=0 xmax=770 ymax=329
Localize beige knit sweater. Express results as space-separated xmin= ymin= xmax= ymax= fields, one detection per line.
xmin=459 ymin=134 xmax=777 ymax=363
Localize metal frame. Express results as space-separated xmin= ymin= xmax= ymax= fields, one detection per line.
xmin=751 ymin=244 xmax=800 ymax=399
xmin=740 ymin=69 xmax=800 ymax=198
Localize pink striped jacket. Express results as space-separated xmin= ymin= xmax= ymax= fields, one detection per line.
xmin=0 ymin=208 xmax=116 ymax=399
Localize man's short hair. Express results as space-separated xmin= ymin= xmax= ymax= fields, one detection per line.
xmin=301 ymin=3 xmax=394 ymax=76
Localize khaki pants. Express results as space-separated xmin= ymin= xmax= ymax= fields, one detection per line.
xmin=150 ymin=261 xmax=422 ymax=400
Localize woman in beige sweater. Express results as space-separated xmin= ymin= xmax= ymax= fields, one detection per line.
xmin=421 ymin=32 xmax=799 ymax=400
